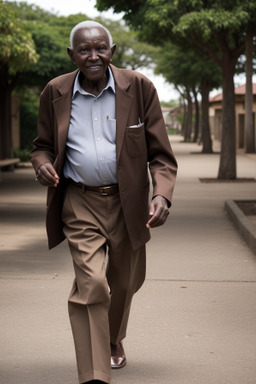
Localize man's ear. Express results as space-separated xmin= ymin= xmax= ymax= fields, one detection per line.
xmin=111 ymin=44 xmax=116 ymax=57
xmin=67 ymin=47 xmax=75 ymax=64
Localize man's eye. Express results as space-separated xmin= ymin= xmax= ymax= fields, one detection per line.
xmin=80 ymin=48 xmax=89 ymax=53
xmin=98 ymin=46 xmax=106 ymax=51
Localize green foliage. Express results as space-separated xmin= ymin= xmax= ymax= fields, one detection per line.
xmin=160 ymin=100 xmax=179 ymax=108
xmin=167 ymin=128 xmax=179 ymax=135
xmin=155 ymin=42 xmax=221 ymax=90
xmin=13 ymin=148 xmax=30 ymax=161
xmin=10 ymin=1 xmax=54 ymax=21
xmin=176 ymin=113 xmax=184 ymax=125
xmin=12 ymin=5 xmax=82 ymax=87
xmin=96 ymin=0 xmax=256 ymax=48
xmin=96 ymin=0 xmax=147 ymax=26
xmin=18 ymin=88 xmax=40 ymax=151
xmin=21 ymin=21 xmax=73 ymax=88
xmin=173 ymin=7 xmax=250 ymax=48
xmin=109 ymin=23 xmax=159 ymax=69
xmin=0 ymin=1 xmax=38 ymax=75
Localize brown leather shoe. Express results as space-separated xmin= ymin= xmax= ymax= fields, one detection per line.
xmin=111 ymin=341 xmax=126 ymax=369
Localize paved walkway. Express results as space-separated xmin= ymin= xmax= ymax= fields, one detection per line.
xmin=1 ymin=136 xmax=256 ymax=384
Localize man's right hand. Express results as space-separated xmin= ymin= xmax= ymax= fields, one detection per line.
xmin=36 ymin=162 xmax=60 ymax=187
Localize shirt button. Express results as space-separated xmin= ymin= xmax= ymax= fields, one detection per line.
xmin=94 ymin=117 xmax=98 ymax=121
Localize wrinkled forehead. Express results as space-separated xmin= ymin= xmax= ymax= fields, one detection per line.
xmin=73 ymin=27 xmax=110 ymax=46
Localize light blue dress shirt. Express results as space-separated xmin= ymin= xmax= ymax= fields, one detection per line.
xmin=63 ymin=67 xmax=117 ymax=186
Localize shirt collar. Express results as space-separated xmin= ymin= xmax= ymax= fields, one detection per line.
xmin=73 ymin=67 xmax=116 ymax=97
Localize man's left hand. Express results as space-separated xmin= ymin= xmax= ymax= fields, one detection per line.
xmin=146 ymin=195 xmax=169 ymax=228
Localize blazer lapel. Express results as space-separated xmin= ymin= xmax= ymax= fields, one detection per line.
xmin=111 ymin=65 xmax=133 ymax=161
xmin=53 ymin=92 xmax=72 ymax=156
xmin=53 ymin=71 xmax=77 ymax=158
xmin=115 ymin=88 xmax=133 ymax=161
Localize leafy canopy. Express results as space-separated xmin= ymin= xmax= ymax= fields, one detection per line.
xmin=8 ymin=1 xmax=158 ymax=88
xmin=0 ymin=1 xmax=38 ymax=75
xmin=97 ymin=0 xmax=256 ymax=47
xmin=155 ymin=42 xmax=221 ymax=90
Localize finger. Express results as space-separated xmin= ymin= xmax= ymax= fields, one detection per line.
xmin=146 ymin=207 xmax=169 ymax=228
xmin=146 ymin=203 xmax=155 ymax=228
xmin=37 ymin=164 xmax=59 ymax=187
xmin=44 ymin=163 xmax=59 ymax=179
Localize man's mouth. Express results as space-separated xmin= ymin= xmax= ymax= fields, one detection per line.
xmin=88 ymin=65 xmax=101 ymax=70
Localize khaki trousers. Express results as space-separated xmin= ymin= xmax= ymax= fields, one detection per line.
xmin=62 ymin=183 xmax=146 ymax=383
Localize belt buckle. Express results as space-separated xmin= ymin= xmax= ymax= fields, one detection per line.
xmin=99 ymin=186 xmax=109 ymax=196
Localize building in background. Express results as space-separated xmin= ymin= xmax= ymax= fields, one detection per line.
xmin=209 ymin=84 xmax=256 ymax=150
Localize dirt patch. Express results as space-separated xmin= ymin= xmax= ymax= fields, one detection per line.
xmin=236 ymin=201 xmax=256 ymax=216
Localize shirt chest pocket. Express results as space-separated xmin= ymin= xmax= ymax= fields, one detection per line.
xmin=126 ymin=123 xmax=147 ymax=158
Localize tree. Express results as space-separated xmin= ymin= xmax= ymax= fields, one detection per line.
xmin=171 ymin=2 xmax=256 ymax=177
xmin=16 ymin=9 xmax=84 ymax=88
xmin=96 ymin=0 xmax=256 ymax=179
xmin=0 ymin=1 xmax=38 ymax=159
xmin=98 ymin=18 xmax=159 ymax=70
xmin=155 ymin=43 xmax=196 ymax=142
xmin=245 ymin=28 xmax=255 ymax=153
xmin=155 ymin=42 xmax=221 ymax=149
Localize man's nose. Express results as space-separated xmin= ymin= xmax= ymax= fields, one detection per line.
xmin=90 ymin=49 xmax=98 ymax=60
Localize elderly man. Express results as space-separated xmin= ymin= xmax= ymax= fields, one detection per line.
xmin=30 ymin=20 xmax=177 ymax=384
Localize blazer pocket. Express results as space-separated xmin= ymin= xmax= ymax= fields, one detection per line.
xmin=126 ymin=124 xmax=147 ymax=158
xmin=128 ymin=122 xmax=144 ymax=129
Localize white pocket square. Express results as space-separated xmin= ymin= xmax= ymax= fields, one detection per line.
xmin=128 ymin=122 xmax=144 ymax=128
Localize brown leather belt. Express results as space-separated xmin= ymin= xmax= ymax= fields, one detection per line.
xmin=69 ymin=179 xmax=119 ymax=196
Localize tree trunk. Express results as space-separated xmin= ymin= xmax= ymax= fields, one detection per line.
xmin=245 ymin=29 xmax=255 ymax=153
xmin=201 ymin=85 xmax=213 ymax=153
xmin=182 ymin=99 xmax=188 ymax=138
xmin=184 ymin=87 xmax=193 ymax=141
xmin=217 ymin=58 xmax=237 ymax=179
xmin=192 ymin=88 xmax=199 ymax=142
xmin=0 ymin=72 xmax=12 ymax=159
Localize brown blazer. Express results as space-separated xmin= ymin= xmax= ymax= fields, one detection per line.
xmin=30 ymin=65 xmax=177 ymax=250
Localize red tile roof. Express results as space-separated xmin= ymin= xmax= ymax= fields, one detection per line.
xmin=210 ymin=83 xmax=256 ymax=102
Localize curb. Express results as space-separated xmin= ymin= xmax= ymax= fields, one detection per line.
xmin=224 ymin=199 xmax=256 ymax=255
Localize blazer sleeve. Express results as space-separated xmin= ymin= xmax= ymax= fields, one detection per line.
xmin=143 ymin=81 xmax=178 ymax=205
xmin=30 ymin=83 xmax=56 ymax=173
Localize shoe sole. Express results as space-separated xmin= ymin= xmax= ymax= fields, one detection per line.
xmin=111 ymin=360 xmax=127 ymax=369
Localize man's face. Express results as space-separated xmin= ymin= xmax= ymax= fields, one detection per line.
xmin=68 ymin=27 xmax=115 ymax=82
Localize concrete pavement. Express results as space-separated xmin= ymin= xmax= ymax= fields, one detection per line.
xmin=1 ymin=136 xmax=256 ymax=384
